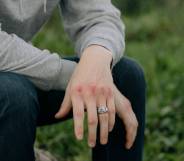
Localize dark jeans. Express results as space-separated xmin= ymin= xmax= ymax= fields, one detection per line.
xmin=0 ymin=57 xmax=146 ymax=161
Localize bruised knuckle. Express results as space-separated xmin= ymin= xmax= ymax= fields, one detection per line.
xmin=88 ymin=83 xmax=97 ymax=93
xmin=71 ymin=84 xmax=83 ymax=94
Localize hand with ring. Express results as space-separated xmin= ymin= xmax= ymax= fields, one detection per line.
xmin=55 ymin=45 xmax=138 ymax=149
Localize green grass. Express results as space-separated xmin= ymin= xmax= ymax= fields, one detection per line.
xmin=33 ymin=4 xmax=184 ymax=161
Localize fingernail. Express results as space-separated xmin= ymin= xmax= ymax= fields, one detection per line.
xmin=101 ymin=139 xmax=108 ymax=145
xmin=88 ymin=142 xmax=95 ymax=148
xmin=109 ymin=127 xmax=113 ymax=132
xmin=55 ymin=113 xmax=59 ymax=118
xmin=77 ymin=134 xmax=83 ymax=140
xmin=55 ymin=113 xmax=62 ymax=118
xmin=126 ymin=144 xmax=131 ymax=149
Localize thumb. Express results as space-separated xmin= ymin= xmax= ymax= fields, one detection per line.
xmin=55 ymin=91 xmax=72 ymax=119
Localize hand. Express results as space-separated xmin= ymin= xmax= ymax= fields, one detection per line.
xmin=55 ymin=45 xmax=138 ymax=149
xmin=55 ymin=45 xmax=114 ymax=148
xmin=112 ymin=84 xmax=138 ymax=149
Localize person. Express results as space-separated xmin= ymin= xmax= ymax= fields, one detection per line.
xmin=0 ymin=0 xmax=146 ymax=161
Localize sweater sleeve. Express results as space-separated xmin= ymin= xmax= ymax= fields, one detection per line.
xmin=59 ymin=0 xmax=125 ymax=68
xmin=0 ymin=29 xmax=77 ymax=91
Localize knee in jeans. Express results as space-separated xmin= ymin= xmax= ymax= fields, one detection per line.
xmin=0 ymin=72 xmax=39 ymax=121
xmin=113 ymin=57 xmax=146 ymax=87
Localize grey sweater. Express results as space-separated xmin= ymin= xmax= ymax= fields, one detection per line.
xmin=0 ymin=0 xmax=125 ymax=90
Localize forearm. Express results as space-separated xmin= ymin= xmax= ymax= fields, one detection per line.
xmin=60 ymin=0 xmax=125 ymax=68
xmin=0 ymin=30 xmax=77 ymax=90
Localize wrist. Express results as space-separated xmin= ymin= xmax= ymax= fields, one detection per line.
xmin=81 ymin=45 xmax=113 ymax=68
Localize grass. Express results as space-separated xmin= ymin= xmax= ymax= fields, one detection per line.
xmin=33 ymin=4 xmax=184 ymax=161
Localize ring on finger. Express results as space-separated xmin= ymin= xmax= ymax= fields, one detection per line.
xmin=97 ymin=106 xmax=108 ymax=114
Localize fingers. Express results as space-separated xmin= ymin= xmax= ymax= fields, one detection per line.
xmin=124 ymin=106 xmax=138 ymax=149
xmin=56 ymin=83 xmax=115 ymax=148
xmin=71 ymin=93 xmax=85 ymax=140
xmin=116 ymin=95 xmax=138 ymax=149
xmin=107 ymin=89 xmax=115 ymax=132
xmin=97 ymin=87 xmax=109 ymax=145
xmin=84 ymin=90 xmax=98 ymax=148
xmin=55 ymin=90 xmax=72 ymax=119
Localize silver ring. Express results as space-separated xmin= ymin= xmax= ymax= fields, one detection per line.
xmin=97 ymin=106 xmax=108 ymax=114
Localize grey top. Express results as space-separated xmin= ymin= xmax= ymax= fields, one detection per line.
xmin=0 ymin=0 xmax=125 ymax=90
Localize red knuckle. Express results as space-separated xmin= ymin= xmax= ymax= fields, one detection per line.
xmin=88 ymin=83 xmax=97 ymax=94
xmin=71 ymin=85 xmax=84 ymax=93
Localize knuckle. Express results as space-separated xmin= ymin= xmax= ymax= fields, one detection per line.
xmin=130 ymin=120 xmax=138 ymax=129
xmin=125 ymin=99 xmax=132 ymax=108
xmin=106 ymin=85 xmax=112 ymax=93
xmin=83 ymin=83 xmax=97 ymax=98
xmin=97 ymin=85 xmax=105 ymax=93
xmin=75 ymin=110 xmax=83 ymax=118
xmin=123 ymin=100 xmax=132 ymax=112
xmin=107 ymin=88 xmax=113 ymax=98
xmin=76 ymin=126 xmax=83 ymax=133
xmin=109 ymin=107 xmax=116 ymax=114
xmin=88 ymin=83 xmax=97 ymax=94
xmin=70 ymin=85 xmax=83 ymax=95
xmin=88 ymin=117 xmax=98 ymax=125
xmin=135 ymin=119 xmax=139 ymax=128
xmin=97 ymin=84 xmax=112 ymax=97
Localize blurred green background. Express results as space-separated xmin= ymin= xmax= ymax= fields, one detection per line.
xmin=33 ymin=0 xmax=184 ymax=161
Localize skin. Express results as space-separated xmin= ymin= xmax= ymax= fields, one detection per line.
xmin=55 ymin=45 xmax=138 ymax=149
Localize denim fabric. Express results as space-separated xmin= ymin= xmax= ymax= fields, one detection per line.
xmin=0 ymin=57 xmax=146 ymax=161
